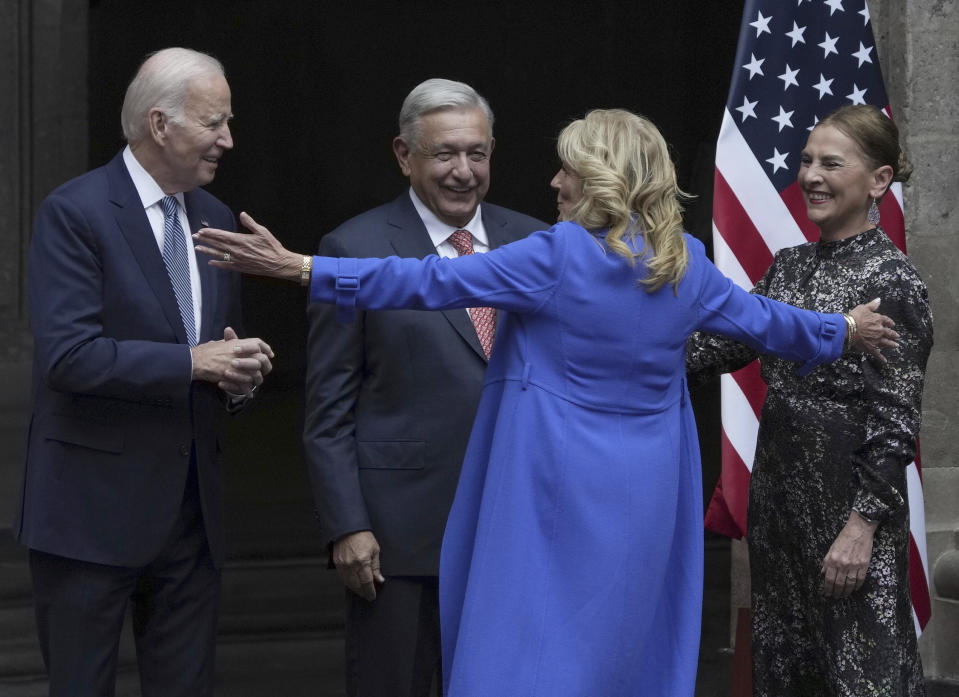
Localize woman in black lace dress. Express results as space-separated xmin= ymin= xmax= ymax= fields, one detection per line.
xmin=688 ymin=104 xmax=932 ymax=696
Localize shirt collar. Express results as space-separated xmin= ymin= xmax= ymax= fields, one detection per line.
xmin=122 ymin=145 xmax=185 ymax=211
xmin=407 ymin=188 xmax=487 ymax=250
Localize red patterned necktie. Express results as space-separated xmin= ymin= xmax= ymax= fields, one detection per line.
xmin=448 ymin=229 xmax=495 ymax=359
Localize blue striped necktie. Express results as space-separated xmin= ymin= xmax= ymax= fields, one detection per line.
xmin=160 ymin=196 xmax=197 ymax=346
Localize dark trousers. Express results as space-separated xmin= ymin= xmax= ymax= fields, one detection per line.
xmin=29 ymin=460 xmax=220 ymax=697
xmin=345 ymin=575 xmax=442 ymax=697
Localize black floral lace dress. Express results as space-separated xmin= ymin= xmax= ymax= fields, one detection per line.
xmin=687 ymin=227 xmax=932 ymax=697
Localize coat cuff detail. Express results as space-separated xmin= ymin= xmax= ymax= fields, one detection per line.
xmin=333 ymin=257 xmax=360 ymax=324
xmin=796 ymin=313 xmax=843 ymax=376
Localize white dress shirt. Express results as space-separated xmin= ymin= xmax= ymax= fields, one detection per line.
xmin=408 ymin=188 xmax=490 ymax=258
xmin=123 ymin=146 xmax=202 ymax=341
xmin=408 ymin=189 xmax=490 ymax=322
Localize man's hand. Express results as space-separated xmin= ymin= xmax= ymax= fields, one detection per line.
xmin=332 ymin=531 xmax=385 ymax=602
xmin=191 ymin=326 xmax=274 ymax=396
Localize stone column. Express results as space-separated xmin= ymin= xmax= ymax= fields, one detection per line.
xmin=0 ymin=0 xmax=88 ymax=529
xmin=873 ymin=0 xmax=959 ymax=683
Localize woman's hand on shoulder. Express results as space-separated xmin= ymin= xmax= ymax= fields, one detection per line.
xmin=848 ymin=298 xmax=900 ymax=363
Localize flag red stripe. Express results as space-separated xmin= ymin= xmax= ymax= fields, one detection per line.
xmin=909 ymin=536 xmax=932 ymax=627
xmin=779 ymin=182 xmax=820 ymax=243
xmin=718 ymin=429 xmax=752 ymax=538
xmin=878 ymin=103 xmax=908 ymax=254
xmin=879 ymin=196 xmax=906 ymax=252
xmin=712 ymin=0 xmax=929 ymax=633
xmin=704 ymin=476 xmax=743 ymax=539
xmin=713 ymin=169 xmax=775 ymax=285
xmin=729 ymin=361 xmax=768 ymax=421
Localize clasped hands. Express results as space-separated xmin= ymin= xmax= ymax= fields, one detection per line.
xmin=191 ymin=326 xmax=274 ymax=397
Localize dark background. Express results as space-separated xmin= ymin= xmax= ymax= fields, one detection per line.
xmin=88 ymin=0 xmax=744 ymax=559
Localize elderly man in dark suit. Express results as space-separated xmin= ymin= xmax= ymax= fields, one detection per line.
xmin=303 ymin=78 xmax=546 ymax=696
xmin=16 ymin=47 xmax=272 ymax=697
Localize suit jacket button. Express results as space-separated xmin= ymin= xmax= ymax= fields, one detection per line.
xmin=178 ymin=444 xmax=190 ymax=457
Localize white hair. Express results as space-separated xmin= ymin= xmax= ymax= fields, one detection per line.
xmin=398 ymin=78 xmax=494 ymax=149
xmin=120 ymin=47 xmax=225 ymax=143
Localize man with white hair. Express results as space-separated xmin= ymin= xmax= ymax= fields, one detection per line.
xmin=16 ymin=47 xmax=272 ymax=696
xmin=304 ymin=78 xmax=546 ymax=696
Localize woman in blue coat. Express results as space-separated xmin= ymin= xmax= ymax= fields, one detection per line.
xmin=195 ymin=109 xmax=897 ymax=696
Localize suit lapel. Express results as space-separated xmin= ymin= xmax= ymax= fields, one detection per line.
xmin=107 ymin=153 xmax=189 ymax=345
xmin=387 ymin=195 xmax=487 ymax=362
xmin=386 ymin=196 xmax=440 ymax=259
xmin=482 ymin=204 xmax=513 ymax=251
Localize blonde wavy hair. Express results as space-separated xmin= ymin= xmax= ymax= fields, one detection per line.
xmin=556 ymin=109 xmax=691 ymax=292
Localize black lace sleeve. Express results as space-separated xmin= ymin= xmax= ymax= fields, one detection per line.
xmin=851 ymin=254 xmax=933 ymax=522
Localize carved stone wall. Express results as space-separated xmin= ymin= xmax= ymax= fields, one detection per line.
xmin=870 ymin=0 xmax=958 ymax=683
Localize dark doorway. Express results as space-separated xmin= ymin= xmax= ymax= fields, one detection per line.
xmin=85 ymin=4 xmax=741 ymax=690
xmin=88 ymin=5 xmax=741 ymax=556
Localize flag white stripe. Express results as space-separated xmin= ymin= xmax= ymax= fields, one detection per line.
xmin=715 ymin=110 xmax=807 ymax=252
xmin=720 ymin=374 xmax=759 ymax=473
xmin=890 ymin=181 xmax=904 ymax=210
xmin=906 ymin=462 xmax=928 ymax=575
xmin=712 ymin=224 xmax=753 ymax=291
xmin=714 ymin=0 xmax=929 ymax=635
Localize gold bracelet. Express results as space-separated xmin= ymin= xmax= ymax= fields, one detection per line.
xmin=842 ymin=312 xmax=858 ymax=351
xmin=300 ymin=255 xmax=313 ymax=287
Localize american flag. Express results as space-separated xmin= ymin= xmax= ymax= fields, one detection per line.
xmin=706 ymin=0 xmax=930 ymax=634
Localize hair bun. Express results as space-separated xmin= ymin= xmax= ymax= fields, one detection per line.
xmin=895 ymin=150 xmax=914 ymax=183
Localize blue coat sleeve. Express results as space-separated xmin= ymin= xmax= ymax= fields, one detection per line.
xmin=309 ymin=225 xmax=564 ymax=322
xmin=690 ymin=242 xmax=845 ymax=375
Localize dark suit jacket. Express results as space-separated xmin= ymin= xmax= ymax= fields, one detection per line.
xmin=303 ymin=192 xmax=546 ymax=576
xmin=16 ymin=151 xmax=241 ymax=568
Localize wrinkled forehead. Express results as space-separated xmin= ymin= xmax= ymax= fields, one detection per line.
xmin=803 ymin=124 xmax=864 ymax=159
xmin=182 ymin=73 xmax=232 ymax=114
xmin=417 ymin=107 xmax=491 ymax=145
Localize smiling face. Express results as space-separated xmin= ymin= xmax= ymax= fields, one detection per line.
xmin=393 ymin=107 xmax=493 ymax=228
xmin=798 ymin=124 xmax=891 ymax=241
xmin=154 ymin=73 xmax=234 ymax=193
xmin=550 ymin=163 xmax=583 ymax=221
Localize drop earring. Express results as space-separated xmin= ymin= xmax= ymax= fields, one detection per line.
xmin=868 ymin=198 xmax=881 ymax=226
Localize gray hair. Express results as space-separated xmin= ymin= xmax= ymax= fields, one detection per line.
xmin=398 ymin=78 xmax=494 ymax=150
xmin=121 ymin=47 xmax=225 ymax=143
